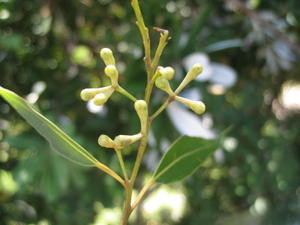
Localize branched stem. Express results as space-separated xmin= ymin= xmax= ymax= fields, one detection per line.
xmin=121 ymin=1 xmax=172 ymax=224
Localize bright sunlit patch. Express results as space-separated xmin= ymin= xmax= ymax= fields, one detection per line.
xmin=92 ymin=202 xmax=122 ymax=225
xmin=142 ymin=185 xmax=186 ymax=222
xmin=280 ymin=81 xmax=300 ymax=111
xmin=250 ymin=197 xmax=268 ymax=216
xmin=208 ymin=84 xmax=226 ymax=95
xmin=87 ymin=100 xmax=107 ymax=115
xmin=0 ymin=9 xmax=10 ymax=20
xmin=26 ymin=93 xmax=39 ymax=104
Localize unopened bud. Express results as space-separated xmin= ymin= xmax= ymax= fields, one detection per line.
xmin=80 ymin=86 xmax=112 ymax=101
xmin=98 ymin=135 xmax=115 ymax=148
xmin=93 ymin=87 xmax=114 ymax=106
xmin=134 ymin=100 xmax=148 ymax=134
xmin=155 ymin=77 xmax=174 ymax=96
xmin=100 ymin=48 xmax=115 ymax=66
xmin=175 ymin=96 xmax=206 ymax=115
xmin=104 ymin=65 xmax=119 ymax=86
xmin=189 ymin=101 xmax=206 ymax=114
xmin=114 ymin=133 xmax=142 ymax=148
xmin=160 ymin=67 xmax=175 ymax=80
xmin=93 ymin=93 xmax=106 ymax=106
xmin=175 ymin=63 xmax=203 ymax=94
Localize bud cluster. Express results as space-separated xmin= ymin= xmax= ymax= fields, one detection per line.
xmin=154 ymin=63 xmax=206 ymax=115
xmin=97 ymin=100 xmax=148 ymax=149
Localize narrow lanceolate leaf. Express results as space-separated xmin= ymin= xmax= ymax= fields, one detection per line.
xmin=0 ymin=87 xmax=99 ymax=167
xmin=154 ymin=136 xmax=219 ymax=183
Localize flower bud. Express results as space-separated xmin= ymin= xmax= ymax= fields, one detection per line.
xmin=93 ymin=87 xmax=114 ymax=106
xmin=93 ymin=93 xmax=107 ymax=106
xmin=160 ymin=66 xmax=175 ymax=80
xmin=134 ymin=100 xmax=148 ymax=134
xmin=104 ymin=65 xmax=119 ymax=86
xmin=100 ymin=48 xmax=115 ymax=66
xmin=155 ymin=77 xmax=174 ymax=96
xmin=175 ymin=63 xmax=203 ymax=94
xmin=98 ymin=135 xmax=115 ymax=148
xmin=175 ymin=96 xmax=206 ymax=115
xmin=80 ymin=86 xmax=112 ymax=101
xmin=189 ymin=101 xmax=206 ymax=114
xmin=114 ymin=133 xmax=142 ymax=148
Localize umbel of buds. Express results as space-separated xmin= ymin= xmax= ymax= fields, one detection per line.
xmin=81 ymin=47 xmax=206 ymax=152
xmin=154 ymin=63 xmax=206 ymax=115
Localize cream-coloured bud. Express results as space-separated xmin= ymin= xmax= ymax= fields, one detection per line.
xmin=155 ymin=77 xmax=174 ymax=96
xmin=93 ymin=93 xmax=107 ymax=106
xmin=175 ymin=96 xmax=206 ymax=115
xmin=114 ymin=133 xmax=142 ymax=148
xmin=160 ymin=66 xmax=175 ymax=80
xmin=80 ymin=86 xmax=112 ymax=101
xmin=175 ymin=63 xmax=203 ymax=94
xmin=190 ymin=101 xmax=206 ymax=114
xmin=104 ymin=65 xmax=119 ymax=86
xmin=134 ymin=100 xmax=148 ymax=134
xmin=98 ymin=135 xmax=115 ymax=148
xmin=92 ymin=87 xmax=114 ymax=106
xmin=100 ymin=48 xmax=115 ymax=66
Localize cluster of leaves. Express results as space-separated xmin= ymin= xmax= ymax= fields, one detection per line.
xmin=1 ymin=0 xmax=300 ymax=224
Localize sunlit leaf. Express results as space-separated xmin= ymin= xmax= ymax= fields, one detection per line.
xmin=153 ymin=136 xmax=219 ymax=183
xmin=0 ymin=87 xmax=99 ymax=167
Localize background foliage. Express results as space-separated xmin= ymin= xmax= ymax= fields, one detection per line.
xmin=1 ymin=0 xmax=300 ymax=224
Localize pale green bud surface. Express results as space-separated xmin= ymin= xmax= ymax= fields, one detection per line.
xmin=160 ymin=67 xmax=175 ymax=80
xmin=114 ymin=133 xmax=142 ymax=148
xmin=155 ymin=77 xmax=174 ymax=95
xmin=100 ymin=48 xmax=115 ymax=66
xmin=188 ymin=63 xmax=203 ymax=80
xmin=98 ymin=135 xmax=115 ymax=148
xmin=190 ymin=101 xmax=206 ymax=114
xmin=93 ymin=93 xmax=107 ymax=106
xmin=175 ymin=63 xmax=203 ymax=94
xmin=104 ymin=65 xmax=119 ymax=86
xmin=134 ymin=100 xmax=148 ymax=133
xmin=80 ymin=86 xmax=112 ymax=101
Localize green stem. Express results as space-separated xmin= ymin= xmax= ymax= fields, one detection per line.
xmin=122 ymin=182 xmax=132 ymax=225
xmin=116 ymin=149 xmax=129 ymax=180
xmin=131 ymin=0 xmax=152 ymax=77
xmin=150 ymin=97 xmax=175 ymax=121
xmin=130 ymin=134 xmax=148 ymax=185
xmin=116 ymin=85 xmax=137 ymax=102
xmin=131 ymin=178 xmax=155 ymax=212
xmin=151 ymin=30 xmax=169 ymax=71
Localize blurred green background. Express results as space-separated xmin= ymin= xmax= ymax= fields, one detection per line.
xmin=1 ymin=0 xmax=300 ymax=224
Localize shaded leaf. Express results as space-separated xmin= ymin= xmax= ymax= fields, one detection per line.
xmin=0 ymin=87 xmax=99 ymax=167
xmin=154 ymin=136 xmax=219 ymax=183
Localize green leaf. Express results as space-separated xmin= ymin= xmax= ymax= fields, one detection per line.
xmin=153 ymin=136 xmax=219 ymax=184
xmin=0 ymin=86 xmax=99 ymax=167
